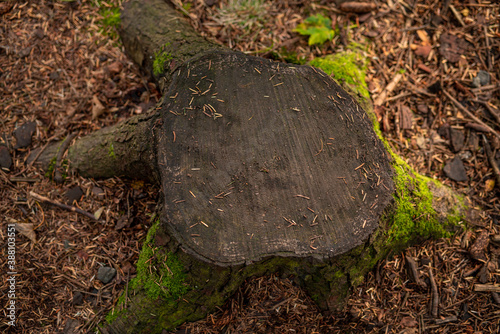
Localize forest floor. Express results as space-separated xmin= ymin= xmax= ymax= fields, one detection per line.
xmin=0 ymin=0 xmax=499 ymax=333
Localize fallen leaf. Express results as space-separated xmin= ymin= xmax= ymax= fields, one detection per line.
xmin=485 ymin=179 xmax=495 ymax=192
xmin=400 ymin=316 xmax=418 ymax=328
xmin=92 ymin=95 xmax=106 ymax=119
xmin=94 ymin=206 xmax=105 ymax=220
xmin=15 ymin=222 xmax=36 ymax=242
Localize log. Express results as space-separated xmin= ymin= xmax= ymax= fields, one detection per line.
xmin=30 ymin=1 xmax=471 ymax=333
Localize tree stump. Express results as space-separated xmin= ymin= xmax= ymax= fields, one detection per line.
xmin=31 ymin=1 xmax=469 ymax=333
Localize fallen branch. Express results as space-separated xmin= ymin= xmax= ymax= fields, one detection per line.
xmin=30 ymin=191 xmax=100 ymax=221
xmin=443 ymin=90 xmax=500 ymax=140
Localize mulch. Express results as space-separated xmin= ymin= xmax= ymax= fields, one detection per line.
xmin=1 ymin=0 xmax=499 ymax=333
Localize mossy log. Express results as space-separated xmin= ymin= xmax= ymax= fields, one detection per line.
xmin=31 ymin=1 xmax=471 ymax=333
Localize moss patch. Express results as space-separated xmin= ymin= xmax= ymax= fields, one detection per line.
xmin=153 ymin=44 xmax=173 ymax=76
xmin=309 ymin=50 xmax=370 ymax=101
xmin=131 ymin=221 xmax=189 ymax=300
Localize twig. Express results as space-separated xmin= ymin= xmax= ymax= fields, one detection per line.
xmin=54 ymin=132 xmax=77 ymax=184
xmin=482 ymin=135 xmax=500 ymax=190
xmin=473 ymin=99 xmax=500 ymax=125
xmin=443 ymin=90 xmax=500 ymax=140
xmin=374 ymin=73 xmax=403 ymax=106
xmin=449 ymin=4 xmax=466 ymax=27
xmin=473 ymin=284 xmax=500 ymax=292
xmin=30 ymin=191 xmax=99 ymax=221
xmin=428 ymin=266 xmax=439 ymax=318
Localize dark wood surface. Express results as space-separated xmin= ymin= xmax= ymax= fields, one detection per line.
xmin=157 ymin=51 xmax=394 ymax=265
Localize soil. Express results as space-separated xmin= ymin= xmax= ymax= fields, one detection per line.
xmin=0 ymin=1 xmax=499 ymax=333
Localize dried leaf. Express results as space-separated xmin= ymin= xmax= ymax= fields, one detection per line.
xmin=485 ymin=179 xmax=495 ymax=192
xmin=400 ymin=316 xmax=418 ymax=328
xmin=15 ymin=222 xmax=36 ymax=242
xmin=94 ymin=206 xmax=105 ymax=220
xmin=92 ymin=95 xmax=106 ymax=119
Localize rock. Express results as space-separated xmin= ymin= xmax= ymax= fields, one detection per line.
xmin=472 ymin=70 xmax=490 ymax=88
xmin=97 ymin=266 xmax=117 ymax=284
xmin=61 ymin=318 xmax=81 ymax=334
xmin=0 ymin=145 xmax=12 ymax=170
xmin=450 ymin=128 xmax=464 ymax=152
xmin=443 ymin=157 xmax=468 ymax=182
xmin=13 ymin=121 xmax=36 ymax=149
xmin=65 ymin=186 xmax=83 ymax=204
xmin=72 ymin=291 xmax=84 ymax=305
xmin=49 ymin=71 xmax=60 ymax=80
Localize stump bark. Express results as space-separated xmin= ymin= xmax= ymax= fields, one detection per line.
xmin=31 ymin=1 xmax=469 ymax=333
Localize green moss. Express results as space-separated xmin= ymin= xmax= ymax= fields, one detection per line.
xmin=309 ymin=50 xmax=370 ymax=100
xmin=95 ymin=2 xmax=121 ymax=41
xmin=131 ymin=221 xmax=189 ymax=300
xmin=45 ymin=157 xmax=57 ymax=178
xmin=108 ymin=142 xmax=116 ymax=159
xmin=153 ymin=44 xmax=173 ymax=76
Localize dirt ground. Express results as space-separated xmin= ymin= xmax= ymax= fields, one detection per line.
xmin=0 ymin=0 xmax=499 ymax=333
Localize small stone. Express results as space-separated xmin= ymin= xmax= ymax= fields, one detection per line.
xmin=62 ymin=318 xmax=81 ymax=334
xmin=18 ymin=46 xmax=33 ymax=58
xmin=13 ymin=121 xmax=36 ymax=149
xmin=97 ymin=266 xmax=117 ymax=284
xmin=443 ymin=157 xmax=468 ymax=182
xmin=450 ymin=128 xmax=464 ymax=152
xmin=92 ymin=186 xmax=105 ymax=197
xmin=472 ymin=70 xmax=491 ymax=88
xmin=65 ymin=186 xmax=83 ymax=204
xmin=33 ymin=29 xmax=45 ymax=39
xmin=417 ymin=104 xmax=428 ymax=114
xmin=49 ymin=71 xmax=60 ymax=80
xmin=0 ymin=145 xmax=12 ymax=170
xmin=72 ymin=291 xmax=84 ymax=306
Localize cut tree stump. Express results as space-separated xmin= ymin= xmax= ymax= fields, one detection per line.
xmin=30 ymin=1 xmax=471 ymax=333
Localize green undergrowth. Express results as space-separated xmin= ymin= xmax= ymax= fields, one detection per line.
xmin=294 ymin=14 xmax=337 ymax=45
xmin=153 ymin=43 xmax=173 ymax=76
xmin=93 ymin=1 xmax=121 ymax=42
